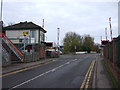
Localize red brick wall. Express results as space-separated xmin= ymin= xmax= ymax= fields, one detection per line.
xmin=39 ymin=46 xmax=46 ymax=59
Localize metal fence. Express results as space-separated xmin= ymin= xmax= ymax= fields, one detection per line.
xmin=24 ymin=45 xmax=46 ymax=62
xmin=116 ymin=36 xmax=120 ymax=68
xmin=103 ymin=35 xmax=120 ymax=69
xmin=24 ymin=51 xmax=39 ymax=62
xmin=109 ymin=42 xmax=113 ymax=63
xmin=24 ymin=45 xmax=39 ymax=62
xmin=2 ymin=46 xmax=11 ymax=66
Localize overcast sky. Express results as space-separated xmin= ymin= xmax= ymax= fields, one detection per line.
xmin=2 ymin=0 xmax=119 ymax=45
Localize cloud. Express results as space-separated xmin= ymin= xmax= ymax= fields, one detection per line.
xmin=2 ymin=1 xmax=118 ymax=44
xmin=4 ymin=0 xmax=119 ymax=2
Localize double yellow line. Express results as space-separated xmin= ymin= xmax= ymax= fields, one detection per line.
xmin=80 ymin=60 xmax=96 ymax=89
xmin=0 ymin=60 xmax=53 ymax=78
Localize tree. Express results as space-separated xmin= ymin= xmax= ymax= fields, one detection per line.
xmin=93 ymin=44 xmax=100 ymax=53
xmin=63 ymin=32 xmax=82 ymax=53
xmin=82 ymin=35 xmax=94 ymax=53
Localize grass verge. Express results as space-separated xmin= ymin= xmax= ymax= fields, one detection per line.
xmin=102 ymin=60 xmax=120 ymax=88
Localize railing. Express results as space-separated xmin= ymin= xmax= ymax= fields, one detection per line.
xmin=0 ymin=33 xmax=24 ymax=62
xmin=19 ymin=44 xmax=28 ymax=51
xmin=2 ymin=46 xmax=9 ymax=63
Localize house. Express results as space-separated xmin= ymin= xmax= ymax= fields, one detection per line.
xmin=3 ymin=21 xmax=47 ymax=62
xmin=3 ymin=21 xmax=46 ymax=44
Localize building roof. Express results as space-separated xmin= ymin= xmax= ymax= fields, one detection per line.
xmin=3 ymin=21 xmax=47 ymax=33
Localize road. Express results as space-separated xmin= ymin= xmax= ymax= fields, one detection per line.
xmin=2 ymin=53 xmax=98 ymax=89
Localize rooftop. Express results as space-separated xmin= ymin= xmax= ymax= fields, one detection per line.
xmin=3 ymin=21 xmax=47 ymax=33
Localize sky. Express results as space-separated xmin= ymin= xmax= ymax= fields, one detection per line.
xmin=2 ymin=0 xmax=119 ymax=45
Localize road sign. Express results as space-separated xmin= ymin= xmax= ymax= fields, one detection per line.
xmin=23 ymin=32 xmax=28 ymax=36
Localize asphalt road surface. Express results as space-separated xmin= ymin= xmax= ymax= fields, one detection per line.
xmin=2 ymin=53 xmax=99 ymax=89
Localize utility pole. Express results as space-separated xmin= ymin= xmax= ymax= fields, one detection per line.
xmin=57 ymin=28 xmax=60 ymax=47
xmin=100 ymin=36 xmax=102 ymax=44
xmin=109 ymin=17 xmax=113 ymax=41
xmin=42 ymin=19 xmax=44 ymax=29
xmin=45 ymin=36 xmax=47 ymax=41
xmin=42 ymin=19 xmax=46 ymax=42
xmin=0 ymin=0 xmax=2 ymax=21
xmin=0 ymin=0 xmax=3 ymax=33
xmin=57 ymin=28 xmax=60 ymax=54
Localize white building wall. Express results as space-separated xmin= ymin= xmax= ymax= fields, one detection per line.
xmin=6 ymin=30 xmax=39 ymax=44
xmin=6 ymin=30 xmax=29 ymax=38
xmin=40 ymin=31 xmax=45 ymax=42
xmin=36 ymin=30 xmax=39 ymax=43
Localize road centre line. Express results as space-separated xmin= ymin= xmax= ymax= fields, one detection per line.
xmin=9 ymin=59 xmax=78 ymax=89
xmin=9 ymin=70 xmax=51 ymax=90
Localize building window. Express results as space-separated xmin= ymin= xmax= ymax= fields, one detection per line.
xmin=40 ymin=31 xmax=45 ymax=42
xmin=30 ymin=31 xmax=35 ymax=38
xmin=19 ymin=39 xmax=23 ymax=42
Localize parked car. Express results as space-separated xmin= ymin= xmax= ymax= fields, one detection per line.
xmin=59 ymin=51 xmax=63 ymax=55
xmin=46 ymin=48 xmax=60 ymax=58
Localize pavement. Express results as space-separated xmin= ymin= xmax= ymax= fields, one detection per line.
xmin=2 ymin=54 xmax=112 ymax=88
xmin=93 ymin=56 xmax=112 ymax=88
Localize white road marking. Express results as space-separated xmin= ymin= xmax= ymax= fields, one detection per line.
xmin=51 ymin=65 xmax=64 ymax=72
xmin=66 ymin=62 xmax=70 ymax=64
xmin=71 ymin=59 xmax=78 ymax=62
xmin=9 ymin=70 xmax=51 ymax=90
xmin=9 ymin=59 xmax=78 ymax=89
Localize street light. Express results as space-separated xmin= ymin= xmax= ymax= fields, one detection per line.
xmin=0 ymin=0 xmax=3 ymax=33
xmin=57 ymin=28 xmax=60 ymax=55
xmin=0 ymin=0 xmax=3 ymax=21
xmin=0 ymin=1 xmax=3 ymax=90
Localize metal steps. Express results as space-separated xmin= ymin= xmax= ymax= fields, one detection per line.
xmin=0 ymin=33 xmax=24 ymax=62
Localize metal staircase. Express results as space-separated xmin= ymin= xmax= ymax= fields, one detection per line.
xmin=0 ymin=33 xmax=24 ymax=62
xmin=2 ymin=46 xmax=9 ymax=64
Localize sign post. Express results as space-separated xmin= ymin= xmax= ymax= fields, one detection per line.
xmin=23 ymin=32 xmax=28 ymax=53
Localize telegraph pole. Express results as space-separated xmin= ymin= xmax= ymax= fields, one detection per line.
xmin=42 ymin=19 xmax=44 ymax=29
xmin=0 ymin=0 xmax=3 ymax=33
xmin=0 ymin=0 xmax=2 ymax=21
xmin=100 ymin=36 xmax=102 ymax=44
xmin=0 ymin=1 xmax=3 ymax=89
xmin=57 ymin=28 xmax=60 ymax=47
xmin=57 ymin=28 xmax=60 ymax=55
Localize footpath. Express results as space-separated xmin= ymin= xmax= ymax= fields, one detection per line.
xmin=93 ymin=56 xmax=112 ymax=88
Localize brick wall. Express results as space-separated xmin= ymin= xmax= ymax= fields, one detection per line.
xmin=39 ymin=46 xmax=46 ymax=59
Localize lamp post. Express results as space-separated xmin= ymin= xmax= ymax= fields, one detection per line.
xmin=0 ymin=1 xmax=3 ymax=89
xmin=57 ymin=28 xmax=60 ymax=55
xmin=0 ymin=0 xmax=3 ymax=33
